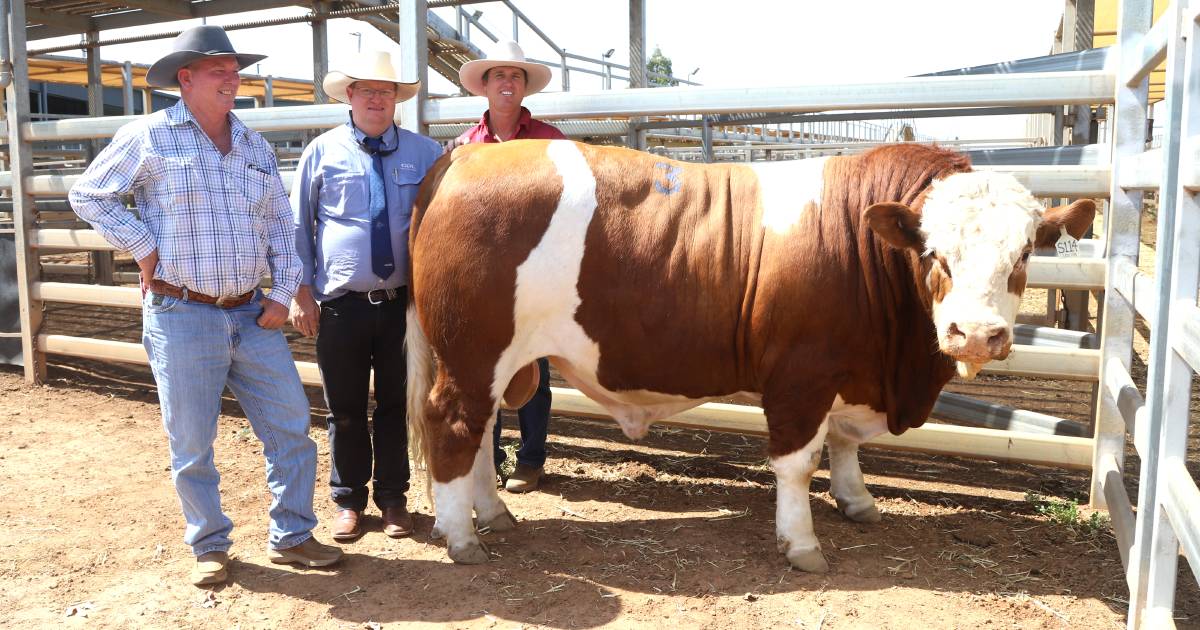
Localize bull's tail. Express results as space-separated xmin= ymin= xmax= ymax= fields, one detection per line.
xmin=406 ymin=148 xmax=458 ymax=511
xmin=406 ymin=299 xmax=436 ymax=509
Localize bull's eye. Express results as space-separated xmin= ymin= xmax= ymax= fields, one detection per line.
xmin=1020 ymin=251 xmax=1031 ymax=264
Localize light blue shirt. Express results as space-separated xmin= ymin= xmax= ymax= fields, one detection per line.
xmin=291 ymin=121 xmax=442 ymax=301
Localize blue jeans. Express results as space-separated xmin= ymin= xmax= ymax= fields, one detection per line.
xmin=493 ymin=357 xmax=551 ymax=470
xmin=142 ymin=289 xmax=318 ymax=556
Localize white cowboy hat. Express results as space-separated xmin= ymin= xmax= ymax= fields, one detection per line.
xmin=458 ymin=40 xmax=553 ymax=97
xmin=322 ymin=49 xmax=420 ymax=104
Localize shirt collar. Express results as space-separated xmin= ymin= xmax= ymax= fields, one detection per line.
xmin=348 ymin=117 xmax=398 ymax=151
xmin=481 ymin=107 xmax=533 ymax=139
xmin=165 ymin=100 xmax=249 ymax=146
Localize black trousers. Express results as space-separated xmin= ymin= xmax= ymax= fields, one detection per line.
xmin=493 ymin=357 xmax=552 ymax=470
xmin=316 ymin=292 xmax=409 ymax=512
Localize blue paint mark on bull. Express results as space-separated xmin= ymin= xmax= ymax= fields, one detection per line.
xmin=654 ymin=162 xmax=682 ymax=195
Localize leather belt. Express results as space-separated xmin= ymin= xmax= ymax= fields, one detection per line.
xmin=341 ymin=288 xmax=403 ymax=305
xmin=149 ymin=280 xmax=255 ymax=308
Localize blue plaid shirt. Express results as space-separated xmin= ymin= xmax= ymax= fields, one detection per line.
xmin=69 ymin=100 xmax=302 ymax=306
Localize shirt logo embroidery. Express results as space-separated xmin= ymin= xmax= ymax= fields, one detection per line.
xmin=399 ymin=162 xmax=417 ymax=172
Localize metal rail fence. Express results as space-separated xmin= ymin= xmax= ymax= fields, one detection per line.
xmin=3 ymin=0 xmax=1106 ymax=469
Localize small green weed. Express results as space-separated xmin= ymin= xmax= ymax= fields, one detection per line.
xmin=499 ymin=442 xmax=518 ymax=479
xmin=1025 ymin=492 xmax=1111 ymax=538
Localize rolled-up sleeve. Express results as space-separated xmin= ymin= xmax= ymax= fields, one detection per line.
xmin=263 ymin=151 xmax=302 ymax=307
xmin=67 ymin=126 xmax=157 ymax=262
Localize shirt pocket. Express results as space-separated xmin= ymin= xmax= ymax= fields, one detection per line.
xmin=240 ymin=165 xmax=274 ymax=208
xmin=320 ymin=172 xmax=370 ymax=219
xmin=390 ymin=167 xmax=424 ymax=222
xmin=238 ymin=167 xmax=275 ymax=234
xmin=391 ymin=167 xmax=425 ymax=191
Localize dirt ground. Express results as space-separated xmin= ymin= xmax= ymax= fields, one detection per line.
xmin=1 ymin=350 xmax=1197 ymax=629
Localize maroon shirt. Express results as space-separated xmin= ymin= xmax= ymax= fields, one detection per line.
xmin=456 ymin=107 xmax=566 ymax=144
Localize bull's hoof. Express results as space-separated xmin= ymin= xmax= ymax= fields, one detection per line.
xmin=478 ymin=508 xmax=517 ymax=533
xmin=448 ymin=540 xmax=491 ymax=565
xmin=785 ymin=546 xmax=830 ymax=574
xmin=836 ymin=498 xmax=882 ymax=524
xmin=430 ymin=522 xmax=445 ymax=540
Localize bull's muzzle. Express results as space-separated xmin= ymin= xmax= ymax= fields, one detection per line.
xmin=942 ymin=320 xmax=1012 ymax=363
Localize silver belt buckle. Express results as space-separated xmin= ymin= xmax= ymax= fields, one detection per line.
xmin=368 ymin=288 xmax=397 ymax=305
xmin=215 ymin=294 xmax=239 ymax=308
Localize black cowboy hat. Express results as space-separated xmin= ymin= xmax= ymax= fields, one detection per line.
xmin=146 ymin=25 xmax=266 ymax=88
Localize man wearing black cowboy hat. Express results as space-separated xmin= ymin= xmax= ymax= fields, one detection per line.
xmin=70 ymin=25 xmax=341 ymax=587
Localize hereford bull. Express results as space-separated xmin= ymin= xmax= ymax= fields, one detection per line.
xmin=405 ymin=141 xmax=1095 ymax=572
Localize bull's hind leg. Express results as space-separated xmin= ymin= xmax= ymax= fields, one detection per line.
xmin=769 ymin=419 xmax=830 ymax=574
xmin=826 ymin=408 xmax=888 ymax=524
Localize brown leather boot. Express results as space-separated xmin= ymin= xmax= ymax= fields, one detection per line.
xmin=190 ymin=551 xmax=228 ymax=586
xmin=382 ymin=506 xmax=414 ymax=538
xmin=504 ymin=462 xmax=543 ymax=493
xmin=331 ymin=509 xmax=362 ymax=541
xmin=268 ymin=537 xmax=343 ymax=567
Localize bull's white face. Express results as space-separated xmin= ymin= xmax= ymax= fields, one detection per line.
xmin=917 ymin=172 xmax=1043 ymax=376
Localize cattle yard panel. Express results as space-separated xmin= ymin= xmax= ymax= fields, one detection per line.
xmin=1095 ymin=0 xmax=1153 ymax=551
xmin=1090 ymin=0 xmax=1200 ymax=627
xmin=3 ymin=0 xmax=40 ymax=382
xmin=1135 ymin=1 xmax=1200 ymax=626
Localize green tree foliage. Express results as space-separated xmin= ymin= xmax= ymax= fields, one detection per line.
xmin=647 ymin=46 xmax=677 ymax=87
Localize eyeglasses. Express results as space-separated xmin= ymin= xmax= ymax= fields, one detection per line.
xmin=353 ymin=87 xmax=396 ymax=99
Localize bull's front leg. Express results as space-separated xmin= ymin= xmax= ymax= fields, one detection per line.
xmin=432 ymin=472 xmax=490 ymax=564
xmin=769 ymin=419 xmax=830 ymax=573
xmin=426 ymin=390 xmax=494 ymax=564
xmin=473 ymin=413 xmax=516 ymax=533
xmin=826 ymin=411 xmax=888 ymax=524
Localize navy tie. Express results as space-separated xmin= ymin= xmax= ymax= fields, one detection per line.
xmin=363 ymin=134 xmax=397 ymax=280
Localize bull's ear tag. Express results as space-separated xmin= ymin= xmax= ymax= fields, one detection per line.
xmin=1055 ymin=225 xmax=1079 ymax=257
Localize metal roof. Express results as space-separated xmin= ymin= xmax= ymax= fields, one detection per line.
xmin=25 ymin=0 xmax=298 ymax=42
xmin=27 ymin=53 xmax=317 ymax=102
xmin=22 ymin=1 xmax=482 ymax=91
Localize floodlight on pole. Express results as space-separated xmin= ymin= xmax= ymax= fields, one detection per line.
xmin=349 ymin=31 xmax=362 ymax=53
xmin=602 ymin=48 xmax=616 ymax=89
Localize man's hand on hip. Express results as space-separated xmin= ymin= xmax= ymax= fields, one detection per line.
xmin=136 ymin=250 xmax=159 ymax=295
xmin=257 ymin=297 xmax=289 ymax=329
xmin=289 ymin=285 xmax=320 ymax=337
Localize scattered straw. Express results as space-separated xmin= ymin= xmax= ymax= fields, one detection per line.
xmin=706 ymin=507 xmax=751 ymax=521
